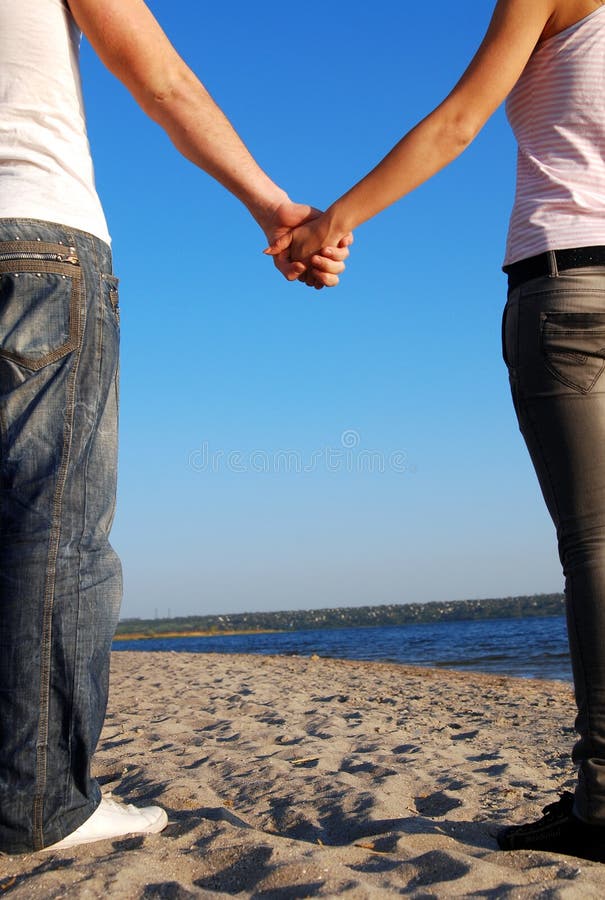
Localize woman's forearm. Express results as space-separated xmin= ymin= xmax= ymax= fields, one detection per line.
xmin=284 ymin=99 xmax=485 ymax=262
xmin=283 ymin=0 xmax=553 ymax=262
xmin=323 ymin=103 xmax=480 ymax=240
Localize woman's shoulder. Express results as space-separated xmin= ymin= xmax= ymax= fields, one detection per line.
xmin=540 ymin=0 xmax=605 ymax=43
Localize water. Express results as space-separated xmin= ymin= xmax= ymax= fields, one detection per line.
xmin=113 ymin=614 xmax=572 ymax=681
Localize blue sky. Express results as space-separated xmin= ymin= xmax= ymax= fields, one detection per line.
xmin=81 ymin=0 xmax=562 ymax=619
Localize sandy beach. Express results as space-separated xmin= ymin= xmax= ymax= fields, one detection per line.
xmin=1 ymin=650 xmax=603 ymax=898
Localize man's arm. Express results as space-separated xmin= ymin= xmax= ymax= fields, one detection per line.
xmin=67 ymin=0 xmax=349 ymax=285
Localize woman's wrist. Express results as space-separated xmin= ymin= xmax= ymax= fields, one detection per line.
xmin=321 ymin=203 xmax=355 ymax=249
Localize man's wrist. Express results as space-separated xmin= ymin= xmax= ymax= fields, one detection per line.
xmin=247 ymin=186 xmax=290 ymax=233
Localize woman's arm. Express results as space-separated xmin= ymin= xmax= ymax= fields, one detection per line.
xmin=67 ymin=0 xmax=349 ymax=285
xmin=271 ymin=0 xmax=557 ymax=263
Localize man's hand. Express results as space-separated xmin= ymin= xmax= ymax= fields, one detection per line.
xmin=261 ymin=200 xmax=352 ymax=289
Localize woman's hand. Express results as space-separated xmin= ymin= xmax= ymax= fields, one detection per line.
xmin=260 ymin=201 xmax=351 ymax=287
xmin=264 ymin=209 xmax=352 ymax=288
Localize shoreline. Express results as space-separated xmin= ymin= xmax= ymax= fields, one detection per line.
xmin=4 ymin=651 xmax=597 ymax=898
xmin=113 ymin=631 xmax=572 ymax=685
xmin=113 ymin=628 xmax=281 ymax=641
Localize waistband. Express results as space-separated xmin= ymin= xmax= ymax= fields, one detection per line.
xmin=0 ymin=217 xmax=113 ymax=274
xmin=503 ymin=246 xmax=605 ymax=291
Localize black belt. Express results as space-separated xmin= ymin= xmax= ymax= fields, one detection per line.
xmin=503 ymin=246 xmax=605 ymax=291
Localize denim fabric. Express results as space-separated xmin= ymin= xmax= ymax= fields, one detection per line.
xmin=0 ymin=218 xmax=121 ymax=852
xmin=502 ymin=264 xmax=605 ymax=824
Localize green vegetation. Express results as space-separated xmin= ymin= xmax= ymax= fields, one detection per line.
xmin=115 ymin=592 xmax=565 ymax=640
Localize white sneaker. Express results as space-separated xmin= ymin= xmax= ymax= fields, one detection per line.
xmin=43 ymin=796 xmax=168 ymax=851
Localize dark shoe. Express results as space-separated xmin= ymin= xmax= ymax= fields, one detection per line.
xmin=497 ymin=792 xmax=605 ymax=862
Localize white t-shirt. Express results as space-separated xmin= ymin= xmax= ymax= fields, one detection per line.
xmin=0 ymin=0 xmax=109 ymax=243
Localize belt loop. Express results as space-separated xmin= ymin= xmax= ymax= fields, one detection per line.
xmin=547 ymin=249 xmax=559 ymax=278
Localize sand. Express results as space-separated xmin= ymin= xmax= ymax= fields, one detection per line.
xmin=1 ymin=650 xmax=603 ymax=898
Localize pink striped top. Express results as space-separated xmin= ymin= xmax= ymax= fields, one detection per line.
xmin=504 ymin=6 xmax=605 ymax=265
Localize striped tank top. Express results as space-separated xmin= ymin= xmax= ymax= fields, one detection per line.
xmin=504 ymin=6 xmax=605 ymax=266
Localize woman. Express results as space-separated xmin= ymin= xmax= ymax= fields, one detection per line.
xmin=271 ymin=0 xmax=605 ymax=862
xmin=0 ymin=0 xmax=348 ymax=853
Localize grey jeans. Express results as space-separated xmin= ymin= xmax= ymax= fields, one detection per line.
xmin=0 ymin=219 xmax=121 ymax=852
xmin=502 ymin=263 xmax=605 ymax=823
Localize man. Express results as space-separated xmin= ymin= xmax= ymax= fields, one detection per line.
xmin=0 ymin=0 xmax=350 ymax=853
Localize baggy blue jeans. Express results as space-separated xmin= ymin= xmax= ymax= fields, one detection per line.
xmin=0 ymin=219 xmax=121 ymax=852
xmin=502 ymin=263 xmax=605 ymax=823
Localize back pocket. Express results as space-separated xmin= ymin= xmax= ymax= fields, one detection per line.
xmin=541 ymin=311 xmax=605 ymax=392
xmin=0 ymin=241 xmax=82 ymax=371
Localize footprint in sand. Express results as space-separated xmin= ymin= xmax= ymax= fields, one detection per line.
xmin=414 ymin=791 xmax=463 ymax=816
xmin=408 ymin=850 xmax=471 ymax=887
xmin=450 ymin=729 xmax=479 ymax=742
xmin=391 ymin=743 xmax=422 ymax=755
xmin=340 ymin=758 xmax=398 ymax=778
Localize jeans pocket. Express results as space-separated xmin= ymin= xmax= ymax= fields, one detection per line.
xmin=0 ymin=241 xmax=82 ymax=371
xmin=540 ymin=311 xmax=605 ymax=392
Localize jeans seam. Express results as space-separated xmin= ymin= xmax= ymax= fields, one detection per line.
xmin=67 ymin=278 xmax=105 ymax=814
xmin=567 ymin=572 xmax=593 ymax=765
xmin=32 ymin=271 xmax=86 ymax=850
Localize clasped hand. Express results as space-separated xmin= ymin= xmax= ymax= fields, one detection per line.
xmin=262 ymin=201 xmax=351 ymax=290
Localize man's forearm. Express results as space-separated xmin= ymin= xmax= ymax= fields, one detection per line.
xmin=68 ymin=0 xmax=349 ymax=287
xmin=69 ymin=0 xmax=286 ymax=230
xmin=139 ymin=64 xmax=287 ymax=228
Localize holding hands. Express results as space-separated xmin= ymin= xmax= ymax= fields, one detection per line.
xmin=263 ymin=202 xmax=352 ymax=290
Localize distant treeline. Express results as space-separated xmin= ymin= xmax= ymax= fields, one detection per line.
xmin=115 ymin=593 xmax=565 ymax=638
